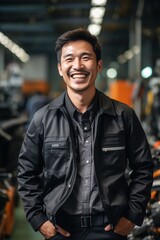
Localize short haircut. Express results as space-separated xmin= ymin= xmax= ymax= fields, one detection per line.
xmin=55 ymin=28 xmax=101 ymax=63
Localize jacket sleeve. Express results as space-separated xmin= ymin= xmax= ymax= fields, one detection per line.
xmin=17 ymin=116 xmax=48 ymax=231
xmin=123 ymin=107 xmax=154 ymax=226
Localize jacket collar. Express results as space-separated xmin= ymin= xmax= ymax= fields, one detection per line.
xmin=48 ymin=91 xmax=66 ymax=109
xmin=48 ymin=90 xmax=116 ymax=116
xmin=97 ymin=90 xmax=116 ymax=116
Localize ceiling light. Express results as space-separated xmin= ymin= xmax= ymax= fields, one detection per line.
xmin=106 ymin=68 xmax=117 ymax=78
xmin=124 ymin=50 xmax=133 ymax=60
xmin=91 ymin=0 xmax=107 ymax=6
xmin=0 ymin=32 xmax=30 ymax=63
xmin=141 ymin=66 xmax=152 ymax=78
xmin=90 ymin=17 xmax=103 ymax=25
xmin=88 ymin=24 xmax=102 ymax=36
xmin=131 ymin=45 xmax=140 ymax=54
xmin=117 ymin=55 xmax=127 ymax=64
xmin=90 ymin=7 xmax=106 ymax=19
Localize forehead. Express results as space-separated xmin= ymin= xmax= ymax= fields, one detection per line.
xmin=61 ymin=40 xmax=95 ymax=55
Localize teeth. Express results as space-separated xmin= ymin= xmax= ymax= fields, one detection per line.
xmin=72 ymin=74 xmax=87 ymax=79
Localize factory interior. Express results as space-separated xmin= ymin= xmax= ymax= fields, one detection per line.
xmin=0 ymin=0 xmax=160 ymax=239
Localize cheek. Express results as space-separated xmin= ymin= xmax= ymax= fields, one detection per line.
xmin=58 ymin=67 xmax=67 ymax=77
xmin=90 ymin=66 xmax=99 ymax=76
xmin=89 ymin=62 xmax=99 ymax=71
xmin=61 ymin=64 xmax=71 ymax=73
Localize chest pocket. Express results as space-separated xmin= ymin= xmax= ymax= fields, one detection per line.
xmin=100 ymin=132 xmax=126 ymax=171
xmin=102 ymin=146 xmax=125 ymax=152
xmin=44 ymin=137 xmax=69 ymax=173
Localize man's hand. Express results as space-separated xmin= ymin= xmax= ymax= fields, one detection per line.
xmin=104 ymin=217 xmax=135 ymax=236
xmin=39 ymin=220 xmax=70 ymax=239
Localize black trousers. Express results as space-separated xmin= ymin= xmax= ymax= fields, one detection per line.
xmin=46 ymin=210 xmax=127 ymax=240
xmin=46 ymin=226 xmax=127 ymax=240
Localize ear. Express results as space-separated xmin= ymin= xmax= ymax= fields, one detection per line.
xmin=57 ymin=63 xmax=63 ymax=76
xmin=97 ymin=60 xmax=103 ymax=72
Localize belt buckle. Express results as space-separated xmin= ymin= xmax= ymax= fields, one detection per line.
xmin=81 ymin=216 xmax=92 ymax=227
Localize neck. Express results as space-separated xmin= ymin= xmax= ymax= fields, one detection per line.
xmin=67 ymin=87 xmax=96 ymax=113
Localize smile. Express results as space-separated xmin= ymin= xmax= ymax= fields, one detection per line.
xmin=71 ymin=74 xmax=87 ymax=79
xmin=70 ymin=71 xmax=89 ymax=79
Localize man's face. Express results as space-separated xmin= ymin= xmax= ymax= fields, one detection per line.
xmin=58 ymin=40 xmax=103 ymax=93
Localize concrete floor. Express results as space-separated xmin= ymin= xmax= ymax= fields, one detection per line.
xmin=6 ymin=201 xmax=43 ymax=240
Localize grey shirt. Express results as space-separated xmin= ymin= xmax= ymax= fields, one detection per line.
xmin=62 ymin=92 xmax=104 ymax=215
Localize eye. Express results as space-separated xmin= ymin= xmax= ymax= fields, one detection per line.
xmin=82 ymin=55 xmax=90 ymax=61
xmin=66 ymin=57 xmax=73 ymax=62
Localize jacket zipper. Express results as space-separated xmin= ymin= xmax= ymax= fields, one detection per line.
xmin=93 ymin=113 xmax=104 ymax=202
xmin=93 ymin=112 xmax=114 ymax=226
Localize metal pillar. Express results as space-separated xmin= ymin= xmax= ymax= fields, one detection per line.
xmin=135 ymin=0 xmax=144 ymax=78
xmin=0 ymin=46 xmax=5 ymax=82
xmin=128 ymin=0 xmax=144 ymax=119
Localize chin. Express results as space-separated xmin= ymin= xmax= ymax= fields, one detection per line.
xmin=72 ymin=85 xmax=90 ymax=92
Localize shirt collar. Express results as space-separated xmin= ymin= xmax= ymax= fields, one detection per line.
xmin=65 ymin=91 xmax=99 ymax=121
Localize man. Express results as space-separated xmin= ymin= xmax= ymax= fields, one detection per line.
xmin=17 ymin=28 xmax=154 ymax=240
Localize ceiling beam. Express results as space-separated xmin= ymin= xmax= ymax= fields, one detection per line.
xmin=0 ymin=5 xmax=46 ymax=13
xmin=0 ymin=3 xmax=91 ymax=13
xmin=0 ymin=23 xmax=55 ymax=32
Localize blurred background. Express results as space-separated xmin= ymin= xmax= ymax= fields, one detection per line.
xmin=0 ymin=0 xmax=160 ymax=239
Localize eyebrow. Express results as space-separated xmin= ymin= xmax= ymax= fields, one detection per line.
xmin=63 ymin=53 xmax=73 ymax=59
xmin=63 ymin=52 xmax=93 ymax=59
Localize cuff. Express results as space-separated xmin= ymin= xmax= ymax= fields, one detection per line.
xmin=29 ymin=212 xmax=49 ymax=231
xmin=123 ymin=208 xmax=145 ymax=226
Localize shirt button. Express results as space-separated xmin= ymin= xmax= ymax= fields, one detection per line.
xmin=84 ymin=127 xmax=88 ymax=131
xmin=85 ymin=140 xmax=89 ymax=143
xmin=68 ymin=184 xmax=71 ymax=188
xmin=86 ymin=160 xmax=89 ymax=164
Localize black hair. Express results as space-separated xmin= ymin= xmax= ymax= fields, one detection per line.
xmin=55 ymin=28 xmax=101 ymax=63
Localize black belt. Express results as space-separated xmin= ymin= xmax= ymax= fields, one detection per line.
xmin=55 ymin=211 xmax=108 ymax=231
xmin=80 ymin=214 xmax=108 ymax=227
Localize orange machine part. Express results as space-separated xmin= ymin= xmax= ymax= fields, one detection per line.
xmin=153 ymin=141 xmax=160 ymax=150
xmin=108 ymin=80 xmax=134 ymax=107
xmin=22 ymin=80 xmax=50 ymax=95
xmin=3 ymin=186 xmax=15 ymax=237
xmin=153 ymin=169 xmax=160 ymax=178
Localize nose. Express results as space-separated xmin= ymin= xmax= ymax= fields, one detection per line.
xmin=73 ymin=57 xmax=83 ymax=69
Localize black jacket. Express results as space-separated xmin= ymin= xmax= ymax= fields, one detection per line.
xmin=17 ymin=90 xmax=154 ymax=231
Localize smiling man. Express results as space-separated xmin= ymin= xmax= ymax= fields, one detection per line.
xmin=58 ymin=40 xmax=102 ymax=92
xmin=18 ymin=28 xmax=153 ymax=240
xmin=57 ymin=39 xmax=102 ymax=113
